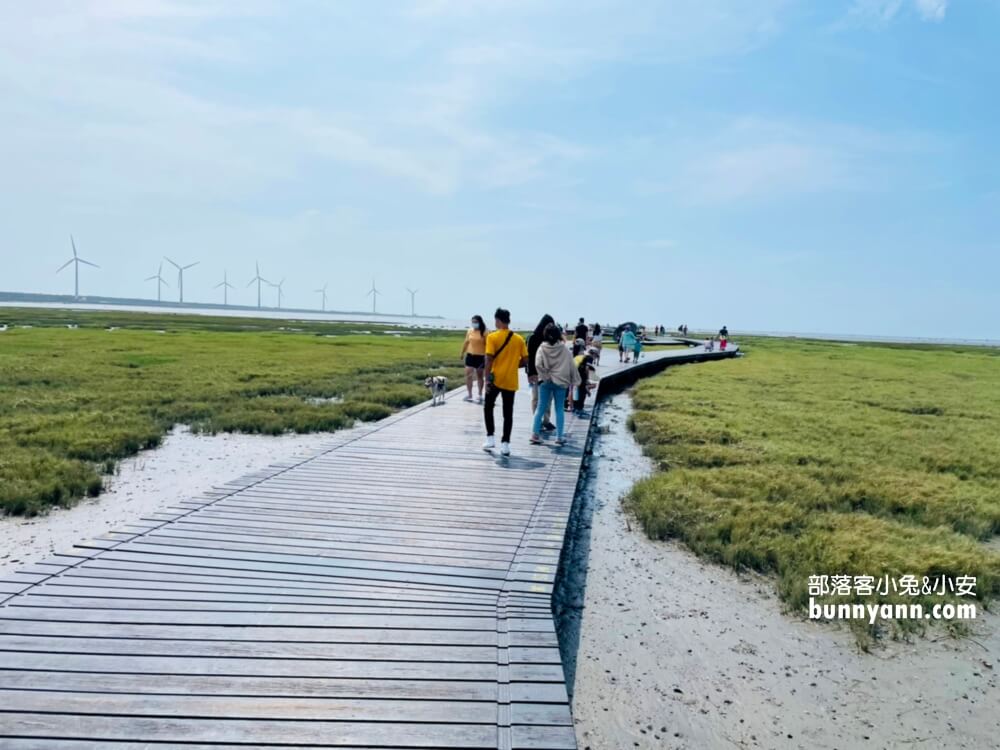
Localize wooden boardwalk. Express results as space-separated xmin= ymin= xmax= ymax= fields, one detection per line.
xmin=0 ymin=344 xmax=738 ymax=749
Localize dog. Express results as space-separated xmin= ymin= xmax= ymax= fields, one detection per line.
xmin=424 ymin=375 xmax=448 ymax=406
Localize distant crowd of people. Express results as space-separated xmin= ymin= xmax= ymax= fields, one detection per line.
xmin=459 ymin=310 xmax=732 ymax=457
xmin=704 ymin=325 xmax=729 ymax=352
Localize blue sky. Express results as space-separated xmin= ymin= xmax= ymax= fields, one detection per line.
xmin=1 ymin=0 xmax=997 ymax=338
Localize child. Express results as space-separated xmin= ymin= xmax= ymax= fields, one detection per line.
xmin=573 ymin=353 xmax=596 ymax=416
xmin=632 ymin=333 xmax=643 ymax=362
xmin=705 ymin=337 xmax=714 ymax=352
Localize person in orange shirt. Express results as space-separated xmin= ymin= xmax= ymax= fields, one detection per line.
xmin=460 ymin=314 xmax=489 ymax=403
xmin=482 ymin=307 xmax=528 ymax=456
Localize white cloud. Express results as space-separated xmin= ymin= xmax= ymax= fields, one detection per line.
xmin=914 ymin=0 xmax=948 ymax=22
xmin=639 ymin=116 xmax=939 ymax=205
xmin=847 ymin=0 xmax=948 ymax=25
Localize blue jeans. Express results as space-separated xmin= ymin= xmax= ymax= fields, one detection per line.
xmin=533 ymin=381 xmax=567 ymax=438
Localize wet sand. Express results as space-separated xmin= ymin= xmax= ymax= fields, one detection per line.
xmin=569 ymin=394 xmax=999 ymax=750
xmin=0 ymin=426 xmax=341 ymax=578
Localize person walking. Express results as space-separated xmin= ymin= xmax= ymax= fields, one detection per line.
xmin=620 ymin=326 xmax=637 ymax=363
xmin=632 ymin=332 xmax=643 ymax=362
xmin=527 ymin=314 xmax=556 ymax=432
xmin=530 ymin=323 xmax=580 ymax=446
xmin=591 ymin=323 xmax=603 ymax=364
xmin=461 ymin=314 xmax=488 ymax=403
xmin=574 ymin=317 xmax=589 ymax=346
xmin=572 ymin=352 xmax=596 ymax=415
xmin=482 ymin=308 xmax=528 ymax=456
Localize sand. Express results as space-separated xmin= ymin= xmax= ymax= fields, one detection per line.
xmin=568 ymin=394 xmax=999 ymax=750
xmin=0 ymin=426 xmax=342 ymax=578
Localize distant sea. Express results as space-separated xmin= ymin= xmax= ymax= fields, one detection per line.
xmin=0 ymin=299 xmax=995 ymax=348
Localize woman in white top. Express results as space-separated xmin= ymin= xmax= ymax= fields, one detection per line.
xmin=530 ymin=323 xmax=581 ymax=446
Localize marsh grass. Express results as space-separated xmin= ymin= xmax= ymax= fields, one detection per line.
xmin=0 ymin=309 xmax=463 ymax=515
xmin=625 ymin=338 xmax=1000 ymax=645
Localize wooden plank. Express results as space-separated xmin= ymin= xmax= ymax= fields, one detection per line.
xmin=22 ymin=584 xmax=497 ymax=612
xmin=0 ymin=690 xmax=503 ymax=723
xmin=0 ymin=714 xmax=498 ymax=748
xmin=0 ymin=652 xmax=497 ymax=680
xmin=56 ymin=560 xmax=499 ymax=599
xmin=9 ymin=594 xmax=494 ymax=617
xmin=0 ymin=608 xmax=497 ymax=631
xmin=0 ymin=619 xmax=506 ymax=646
xmin=0 ymin=635 xmax=496 ymax=663
xmin=0 ymin=670 xmax=498 ymax=701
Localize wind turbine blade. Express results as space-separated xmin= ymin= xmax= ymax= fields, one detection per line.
xmin=214 ymin=281 xmax=225 ymax=289
xmin=164 ymin=257 xmax=180 ymax=269
xmin=145 ymin=274 xmax=158 ymax=282
xmin=56 ymin=258 xmax=74 ymax=273
xmin=70 ymin=235 xmax=78 ymax=258
xmin=78 ymin=259 xmax=99 ymax=268
xmin=183 ymin=261 xmax=199 ymax=270
xmin=247 ymin=278 xmax=257 ymax=287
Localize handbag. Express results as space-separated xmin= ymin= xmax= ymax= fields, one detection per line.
xmin=487 ymin=330 xmax=515 ymax=385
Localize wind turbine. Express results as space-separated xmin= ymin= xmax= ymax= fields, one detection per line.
xmin=165 ymin=257 xmax=198 ymax=304
xmin=247 ymin=262 xmax=270 ymax=309
xmin=315 ymin=283 xmax=328 ymax=312
xmin=269 ymin=278 xmax=286 ymax=309
xmin=214 ymin=269 xmax=234 ymax=306
xmin=406 ymin=287 xmax=418 ymax=317
xmin=367 ymin=279 xmax=380 ymax=314
xmin=144 ymin=261 xmax=170 ymax=302
xmin=56 ymin=235 xmax=99 ymax=298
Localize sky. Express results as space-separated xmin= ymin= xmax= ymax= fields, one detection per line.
xmin=1 ymin=0 xmax=997 ymax=338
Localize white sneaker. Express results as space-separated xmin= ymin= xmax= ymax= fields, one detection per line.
xmin=477 ymin=395 xmax=483 ymax=404
xmin=500 ymin=442 xmax=511 ymax=456
xmin=463 ymin=395 xmax=474 ymax=402
xmin=482 ymin=436 xmax=496 ymax=451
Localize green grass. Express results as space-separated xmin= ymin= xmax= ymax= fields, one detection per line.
xmin=624 ymin=337 xmax=1000 ymax=645
xmin=0 ymin=308 xmax=464 ymax=516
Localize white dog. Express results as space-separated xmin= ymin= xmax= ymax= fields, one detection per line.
xmin=424 ymin=375 xmax=448 ymax=406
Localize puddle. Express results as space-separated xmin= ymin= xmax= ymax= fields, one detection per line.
xmin=305 ymin=395 xmax=344 ymax=405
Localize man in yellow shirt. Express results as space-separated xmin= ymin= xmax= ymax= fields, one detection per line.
xmin=483 ymin=307 xmax=529 ymax=456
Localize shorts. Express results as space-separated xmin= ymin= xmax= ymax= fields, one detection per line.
xmin=465 ymin=353 xmax=485 ymax=369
